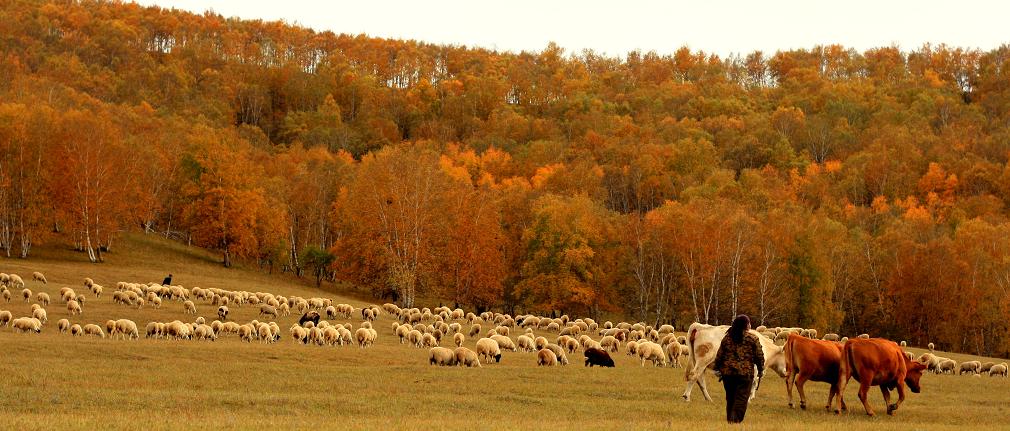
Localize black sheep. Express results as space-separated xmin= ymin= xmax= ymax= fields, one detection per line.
xmin=299 ymin=311 xmax=320 ymax=327
xmin=584 ymin=347 xmax=615 ymax=367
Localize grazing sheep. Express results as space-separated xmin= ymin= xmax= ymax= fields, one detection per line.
xmin=32 ymin=307 xmax=47 ymax=324
xmin=83 ymin=323 xmax=105 ymax=338
xmin=469 ymin=323 xmax=482 ymax=338
xmin=454 ymin=332 xmax=465 ymax=347
xmin=9 ymin=274 xmax=24 ymax=289
xmin=491 ymin=334 xmax=516 ymax=352
xmin=937 ymin=359 xmax=956 ymax=374
xmin=407 ymin=329 xmax=424 ymax=347
xmin=183 ymin=300 xmax=197 ymax=315
xmin=146 ymin=322 xmax=161 ymax=339
xmin=22 ymin=288 xmax=32 ymax=303
xmin=356 ymin=327 xmax=377 ymax=348
xmin=57 ymin=318 xmax=70 ymax=333
xmin=821 ymin=333 xmax=840 ymax=342
xmin=217 ymin=305 xmax=229 ymax=321
xmin=517 ymin=335 xmax=536 ymax=352
xmin=429 ymin=347 xmax=458 ymax=366
xmin=421 ymin=332 xmax=439 ymax=348
xmin=960 ymin=361 xmax=982 ymax=375
xmin=36 ymin=292 xmax=50 ymax=306
xmin=92 ymin=285 xmax=103 ymax=298
xmin=0 ymin=310 xmax=12 ymax=327
xmin=584 ymin=347 xmax=615 ymax=367
xmin=257 ymin=324 xmax=275 ymax=344
xmin=637 ymin=341 xmax=667 ymax=367
xmin=626 ymin=340 xmax=640 ymax=356
xmin=2 ymin=289 xmax=9 ymax=302
xmin=600 ymin=335 xmax=620 ymax=353
xmin=454 ymin=347 xmax=482 ymax=368
xmin=70 ymin=324 xmax=83 ymax=336
xmin=535 ymin=336 xmax=548 ymax=351
xmin=981 ymin=362 xmax=996 ymax=373
xmin=84 ymin=278 xmax=94 ymax=288
xmin=665 ymin=342 xmax=684 ymax=367
xmin=32 ymin=272 xmax=47 ymax=284
xmin=67 ymin=300 xmax=82 ymax=316
xmin=857 ymin=333 xmax=870 ymax=339
xmin=990 ymin=363 xmax=1008 ymax=377
xmin=115 ymin=319 xmax=140 ymax=340
xmin=298 ymin=311 xmax=320 ymax=326
xmin=12 ymin=317 xmax=42 ymax=333
xmin=537 ymin=348 xmax=559 ymax=366
xmin=475 ymin=338 xmax=503 ymax=364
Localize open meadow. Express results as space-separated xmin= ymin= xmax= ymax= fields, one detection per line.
xmin=1 ymin=235 xmax=1009 ymax=431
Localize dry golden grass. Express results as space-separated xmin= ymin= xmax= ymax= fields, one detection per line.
xmin=1 ymin=234 xmax=1008 ymax=430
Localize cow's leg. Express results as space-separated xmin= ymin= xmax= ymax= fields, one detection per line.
xmin=786 ymin=369 xmax=796 ymax=408
xmin=682 ymin=364 xmax=700 ymax=401
xmin=888 ymin=382 xmax=906 ymax=415
xmin=796 ymin=373 xmax=809 ymax=410
xmin=835 ymin=373 xmax=849 ymax=414
xmin=858 ymin=375 xmax=875 ymax=416
xmin=880 ymin=386 xmax=893 ymax=415
xmin=698 ymin=370 xmax=714 ymax=401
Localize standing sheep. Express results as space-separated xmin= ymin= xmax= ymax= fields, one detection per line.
xmin=454 ymin=332 xmax=465 ymax=347
xmin=0 ymin=310 xmax=12 ymax=327
xmin=475 ymin=338 xmax=502 ymax=364
xmin=454 ymin=347 xmax=482 ymax=368
xmin=990 ymin=363 xmax=1008 ymax=377
xmin=83 ymin=324 xmax=105 ymax=338
xmin=114 ymin=319 xmax=140 ymax=340
xmin=70 ymin=324 xmax=83 ymax=336
xmin=32 ymin=272 xmax=47 ymax=284
xmin=537 ymin=348 xmax=559 ymax=366
xmin=36 ymin=292 xmax=50 ymax=306
xmin=22 ymin=288 xmax=32 ymax=303
xmin=183 ymin=300 xmax=197 ymax=315
xmin=67 ymin=300 xmax=82 ymax=316
xmin=9 ymin=274 xmax=25 ymax=289
xmin=2 ymin=289 xmax=10 ymax=303
xmin=57 ymin=318 xmax=71 ymax=333
xmin=584 ymin=347 xmax=615 ymax=367
xmin=32 ymin=307 xmax=47 ymax=324
xmin=429 ymin=347 xmax=458 ymax=366
xmin=217 ymin=305 xmax=229 ymax=321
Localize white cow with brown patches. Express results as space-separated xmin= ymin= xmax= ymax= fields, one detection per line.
xmin=682 ymin=322 xmax=787 ymax=402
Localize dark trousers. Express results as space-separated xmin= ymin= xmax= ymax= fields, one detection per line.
xmin=722 ymin=375 xmax=753 ymax=423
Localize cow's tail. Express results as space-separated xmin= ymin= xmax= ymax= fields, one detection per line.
xmin=685 ymin=325 xmax=699 ymax=381
xmin=784 ymin=334 xmax=796 ymax=383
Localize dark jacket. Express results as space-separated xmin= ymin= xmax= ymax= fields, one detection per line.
xmin=714 ymin=332 xmax=765 ymax=379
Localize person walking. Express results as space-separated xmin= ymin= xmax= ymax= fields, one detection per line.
xmin=714 ymin=314 xmax=765 ymax=424
xmin=162 ymin=274 xmax=172 ymax=286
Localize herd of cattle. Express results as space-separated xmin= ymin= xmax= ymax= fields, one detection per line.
xmin=1 ymin=270 xmax=1007 ymax=418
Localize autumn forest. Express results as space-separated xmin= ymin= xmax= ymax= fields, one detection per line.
xmin=2 ymin=1 xmax=1010 ymax=356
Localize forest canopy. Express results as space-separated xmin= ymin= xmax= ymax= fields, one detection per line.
xmin=2 ymin=0 xmax=1010 ymax=356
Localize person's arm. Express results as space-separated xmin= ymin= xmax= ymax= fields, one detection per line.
xmin=753 ymin=337 xmax=766 ymax=376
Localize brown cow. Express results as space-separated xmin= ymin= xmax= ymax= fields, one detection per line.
xmin=836 ymin=338 xmax=927 ymax=416
xmin=784 ymin=333 xmax=845 ymax=411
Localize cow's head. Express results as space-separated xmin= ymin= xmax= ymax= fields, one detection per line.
xmin=905 ymin=359 xmax=927 ymax=393
xmin=764 ymin=344 xmax=788 ymax=377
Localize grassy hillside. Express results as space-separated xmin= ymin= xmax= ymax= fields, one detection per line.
xmin=1 ymin=236 xmax=1008 ymax=430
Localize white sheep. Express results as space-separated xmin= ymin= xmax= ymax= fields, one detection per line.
xmin=183 ymin=300 xmax=197 ymax=315
xmin=70 ymin=324 xmax=83 ymax=336
xmin=32 ymin=271 xmax=47 ymax=284
xmin=517 ymin=335 xmax=536 ymax=352
xmin=36 ymin=292 xmax=50 ymax=306
xmin=114 ymin=319 xmax=139 ymax=340
xmin=537 ymin=348 xmax=559 ymax=366
xmin=454 ymin=332 xmax=465 ymax=347
xmin=454 ymin=347 xmax=482 ymax=367
xmin=491 ymin=334 xmax=516 ymax=352
xmin=83 ymin=323 xmax=105 ymax=338
xmin=0 ymin=310 xmax=11 ymax=326
xmin=32 ymin=307 xmax=47 ymax=324
xmin=12 ymin=317 xmax=42 ymax=333
xmin=475 ymin=338 xmax=502 ymax=364
xmin=67 ymin=300 xmax=82 ymax=316
xmin=2 ymin=289 xmax=9 ymax=303
xmin=57 ymin=318 xmax=70 ymax=333
xmin=21 ymin=288 xmax=32 ymax=303
xmin=990 ymin=363 xmax=1008 ymax=377
xmin=9 ymin=274 xmax=25 ymax=289
xmin=429 ymin=347 xmax=458 ymax=366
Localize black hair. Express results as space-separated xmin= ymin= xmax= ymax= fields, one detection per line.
xmin=729 ymin=314 xmax=750 ymax=343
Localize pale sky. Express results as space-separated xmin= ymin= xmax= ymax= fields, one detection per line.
xmin=133 ymin=0 xmax=1009 ymax=58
